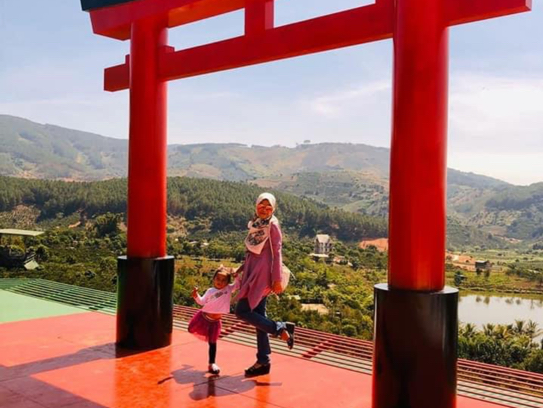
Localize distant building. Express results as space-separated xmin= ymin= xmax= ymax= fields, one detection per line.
xmin=314 ymin=234 xmax=333 ymax=256
xmin=475 ymin=260 xmax=492 ymax=272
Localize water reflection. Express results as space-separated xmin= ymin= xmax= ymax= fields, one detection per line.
xmin=459 ymin=292 xmax=543 ymax=341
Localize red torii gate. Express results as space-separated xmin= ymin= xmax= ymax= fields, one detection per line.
xmin=81 ymin=1 xmax=531 ymax=407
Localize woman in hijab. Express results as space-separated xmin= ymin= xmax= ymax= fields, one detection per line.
xmin=235 ymin=192 xmax=295 ymax=377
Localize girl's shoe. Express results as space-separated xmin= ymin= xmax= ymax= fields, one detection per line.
xmin=208 ymin=363 xmax=221 ymax=375
xmin=285 ymin=322 xmax=295 ymax=350
xmin=244 ymin=362 xmax=271 ymax=377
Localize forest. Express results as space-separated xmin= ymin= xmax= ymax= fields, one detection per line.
xmin=0 ymin=176 xmax=387 ymax=241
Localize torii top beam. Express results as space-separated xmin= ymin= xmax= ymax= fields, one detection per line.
xmin=82 ymin=0 xmax=531 ymax=92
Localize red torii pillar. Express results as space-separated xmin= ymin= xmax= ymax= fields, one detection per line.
xmin=372 ymin=0 xmax=455 ymax=405
xmin=81 ymin=0 xmax=531 ymax=406
xmin=117 ymin=14 xmax=174 ymax=350
xmin=84 ymin=2 xmax=174 ymax=351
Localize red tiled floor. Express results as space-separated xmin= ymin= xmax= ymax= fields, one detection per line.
xmin=0 ymin=313 xmax=112 ymax=367
xmin=0 ymin=312 xmax=511 ymax=408
xmin=0 ymin=378 xmax=106 ymax=408
xmin=213 ymin=356 xmax=372 ymax=408
xmin=33 ymin=338 xmax=291 ymax=407
xmin=0 ymin=312 xmax=191 ymax=368
xmin=0 ymin=384 xmax=47 ymax=408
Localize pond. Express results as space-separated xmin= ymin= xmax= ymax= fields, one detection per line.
xmin=458 ymin=292 xmax=543 ymax=341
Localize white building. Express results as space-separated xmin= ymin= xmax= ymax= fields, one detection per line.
xmin=314 ymin=234 xmax=333 ymax=256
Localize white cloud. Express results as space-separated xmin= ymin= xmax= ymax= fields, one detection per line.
xmin=306 ymin=80 xmax=391 ymax=119
xmin=449 ymin=73 xmax=543 ymax=154
xmin=448 ymin=152 xmax=543 ymax=186
xmin=447 ymin=73 xmax=543 ymax=184
xmin=0 ymin=95 xmax=129 ymax=139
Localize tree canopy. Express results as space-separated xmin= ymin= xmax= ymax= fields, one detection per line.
xmin=0 ymin=176 xmax=387 ymax=241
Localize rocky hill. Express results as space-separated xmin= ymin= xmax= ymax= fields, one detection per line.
xmin=0 ymin=115 xmax=127 ymax=180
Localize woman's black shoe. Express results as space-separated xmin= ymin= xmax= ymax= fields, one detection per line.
xmin=244 ymin=363 xmax=271 ymax=377
xmin=286 ymin=322 xmax=295 ymax=350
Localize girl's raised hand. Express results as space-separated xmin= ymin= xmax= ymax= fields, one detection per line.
xmin=191 ymin=287 xmax=199 ymax=299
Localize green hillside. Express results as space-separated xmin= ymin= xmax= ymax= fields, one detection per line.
xmin=0 ymin=115 xmax=127 ymax=180
xmin=0 ymin=176 xmax=387 ymax=242
xmin=258 ymin=169 xmax=510 ymax=217
xmin=256 ymin=171 xmax=390 ymax=217
xmin=0 ymin=175 xmax=510 ymax=249
xmin=477 ymin=183 xmax=543 ymax=240
xmin=1 ymin=115 xmax=540 ymax=245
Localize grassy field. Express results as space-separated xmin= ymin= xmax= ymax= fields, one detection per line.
xmin=466 ymin=248 xmax=543 ymax=264
xmin=446 ymin=247 xmax=543 ymax=295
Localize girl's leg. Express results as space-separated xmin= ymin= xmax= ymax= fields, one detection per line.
xmin=208 ymin=342 xmax=217 ymax=364
xmin=208 ymin=342 xmax=220 ymax=374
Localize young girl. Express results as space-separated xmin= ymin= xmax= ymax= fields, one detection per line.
xmin=188 ymin=265 xmax=241 ymax=375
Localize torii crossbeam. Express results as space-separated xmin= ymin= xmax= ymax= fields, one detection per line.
xmin=89 ymin=0 xmax=531 ymax=91
xmin=81 ymin=1 xmax=531 ymax=407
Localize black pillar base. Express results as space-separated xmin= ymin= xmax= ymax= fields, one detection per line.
xmin=372 ymin=283 xmax=458 ymax=408
xmin=116 ymin=256 xmax=174 ymax=350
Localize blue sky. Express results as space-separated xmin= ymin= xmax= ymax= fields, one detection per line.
xmin=0 ymin=0 xmax=541 ymax=185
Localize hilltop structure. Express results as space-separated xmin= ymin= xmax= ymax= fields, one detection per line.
xmin=314 ymin=234 xmax=333 ymax=256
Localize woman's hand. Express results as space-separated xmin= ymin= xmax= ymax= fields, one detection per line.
xmin=232 ymin=264 xmax=243 ymax=278
xmin=191 ymin=287 xmax=199 ymax=299
xmin=272 ymin=281 xmax=283 ymax=294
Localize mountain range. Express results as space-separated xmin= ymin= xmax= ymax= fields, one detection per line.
xmin=1 ymin=114 xmax=542 ymax=245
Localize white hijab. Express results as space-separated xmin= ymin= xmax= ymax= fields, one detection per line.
xmin=244 ymin=193 xmax=279 ymax=255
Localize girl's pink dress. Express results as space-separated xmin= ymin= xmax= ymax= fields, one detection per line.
xmin=188 ymin=311 xmax=222 ymax=343
xmin=188 ymin=278 xmax=240 ymax=343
